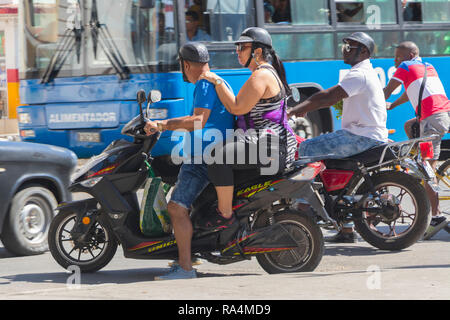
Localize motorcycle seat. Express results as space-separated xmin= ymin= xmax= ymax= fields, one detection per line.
xmin=324 ymin=143 xmax=397 ymax=169
xmin=347 ymin=143 xmax=397 ymax=165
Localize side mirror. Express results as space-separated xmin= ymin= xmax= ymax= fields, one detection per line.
xmin=291 ymin=87 xmax=301 ymax=103
xmin=148 ymin=90 xmax=162 ymax=104
xmin=137 ymin=89 xmax=147 ymax=105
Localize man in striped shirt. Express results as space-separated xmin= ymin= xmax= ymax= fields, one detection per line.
xmin=384 ymin=41 xmax=450 ymax=239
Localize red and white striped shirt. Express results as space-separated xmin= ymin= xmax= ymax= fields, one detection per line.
xmin=392 ymin=57 xmax=450 ymax=121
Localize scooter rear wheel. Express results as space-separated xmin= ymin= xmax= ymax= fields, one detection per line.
xmin=48 ymin=210 xmax=118 ymax=273
xmin=255 ymin=210 xmax=324 ymax=274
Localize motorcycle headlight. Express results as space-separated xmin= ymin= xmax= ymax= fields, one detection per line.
xmin=147 ymin=108 xmax=168 ymax=119
xmin=79 ymin=177 xmax=103 ymax=188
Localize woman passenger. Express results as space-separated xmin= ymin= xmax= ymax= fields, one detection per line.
xmin=199 ymin=27 xmax=297 ymax=228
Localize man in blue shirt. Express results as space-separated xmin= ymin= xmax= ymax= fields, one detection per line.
xmin=186 ymin=11 xmax=212 ymax=42
xmin=144 ymin=43 xmax=234 ymax=280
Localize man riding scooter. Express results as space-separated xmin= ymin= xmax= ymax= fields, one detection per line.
xmin=144 ymin=43 xmax=235 ymax=280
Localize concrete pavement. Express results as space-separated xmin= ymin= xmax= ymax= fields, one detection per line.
xmin=1 ymin=229 xmax=449 ymax=300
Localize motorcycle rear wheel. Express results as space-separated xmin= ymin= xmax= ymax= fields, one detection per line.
xmin=354 ymin=171 xmax=431 ymax=251
xmin=255 ymin=210 xmax=324 ymax=274
xmin=48 ymin=210 xmax=118 ymax=273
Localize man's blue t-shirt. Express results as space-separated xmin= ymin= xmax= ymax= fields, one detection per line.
xmin=182 ymin=79 xmax=235 ymax=162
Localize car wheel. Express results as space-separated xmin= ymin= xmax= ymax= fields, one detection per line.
xmin=2 ymin=186 xmax=58 ymax=256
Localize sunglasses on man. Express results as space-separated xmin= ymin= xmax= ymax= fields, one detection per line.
xmin=341 ymin=42 xmax=361 ymax=53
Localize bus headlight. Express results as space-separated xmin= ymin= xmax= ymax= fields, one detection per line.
xmin=18 ymin=113 xmax=32 ymax=124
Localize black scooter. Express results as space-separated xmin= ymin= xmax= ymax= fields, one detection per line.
xmin=48 ymin=89 xmax=330 ymax=274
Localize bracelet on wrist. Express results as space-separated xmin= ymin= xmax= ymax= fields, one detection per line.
xmin=157 ymin=121 xmax=165 ymax=132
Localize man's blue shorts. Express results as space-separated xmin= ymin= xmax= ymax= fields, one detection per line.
xmin=298 ymin=129 xmax=383 ymax=160
xmin=169 ymin=164 xmax=210 ymax=210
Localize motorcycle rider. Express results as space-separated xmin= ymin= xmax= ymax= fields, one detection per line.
xmin=287 ymin=32 xmax=389 ymax=243
xmin=199 ymin=27 xmax=297 ymax=226
xmin=144 ymin=43 xmax=235 ymax=280
xmin=384 ymin=41 xmax=450 ymax=239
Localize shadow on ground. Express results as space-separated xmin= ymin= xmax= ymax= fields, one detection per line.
xmin=1 ymin=267 xmax=259 ymax=286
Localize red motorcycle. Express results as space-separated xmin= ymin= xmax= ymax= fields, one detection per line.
xmin=295 ymin=135 xmax=436 ymax=251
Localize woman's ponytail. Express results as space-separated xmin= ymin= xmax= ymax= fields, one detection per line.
xmin=269 ymin=48 xmax=291 ymax=95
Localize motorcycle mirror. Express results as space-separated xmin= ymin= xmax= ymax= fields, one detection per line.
xmin=136 ymin=89 xmax=147 ymax=124
xmin=291 ymin=87 xmax=301 ymax=103
xmin=148 ymin=90 xmax=162 ymax=104
xmin=137 ymin=89 xmax=147 ymax=105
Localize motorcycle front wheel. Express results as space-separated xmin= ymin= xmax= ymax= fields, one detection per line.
xmin=255 ymin=210 xmax=324 ymax=274
xmin=354 ymin=171 xmax=431 ymax=251
xmin=48 ymin=210 xmax=118 ymax=273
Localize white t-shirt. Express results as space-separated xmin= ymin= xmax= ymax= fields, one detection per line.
xmin=338 ymin=59 xmax=388 ymax=142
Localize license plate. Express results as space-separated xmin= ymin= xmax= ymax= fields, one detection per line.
xmin=77 ymin=132 xmax=101 ymax=142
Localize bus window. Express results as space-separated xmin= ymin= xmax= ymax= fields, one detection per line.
xmin=335 ymin=0 xmax=397 ymax=25
xmin=264 ymin=0 xmax=291 ymax=24
xmin=264 ymin=0 xmax=330 ymax=26
xmin=86 ymin=0 xmax=178 ymax=75
xmin=186 ymin=10 xmax=211 ymax=42
xmin=402 ymin=0 xmax=422 ymax=22
xmin=198 ymin=0 xmax=255 ymax=42
xmin=189 ymin=0 xmax=255 ymax=69
xmin=187 ymin=0 xmax=206 ymax=29
xmin=26 ymin=0 xmax=58 ymax=43
xmin=272 ymin=33 xmax=334 ymax=61
xmin=22 ymin=0 xmax=83 ymax=79
xmin=404 ymin=30 xmax=450 ymax=55
xmin=422 ymin=0 xmax=450 ymax=23
xmin=208 ymin=50 xmax=242 ymax=69
xmin=402 ymin=0 xmax=450 ymax=23
xmin=375 ymin=31 xmax=402 ymax=57
xmin=291 ymin=0 xmax=330 ymax=25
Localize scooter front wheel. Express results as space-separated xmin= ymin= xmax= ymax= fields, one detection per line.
xmin=48 ymin=210 xmax=118 ymax=273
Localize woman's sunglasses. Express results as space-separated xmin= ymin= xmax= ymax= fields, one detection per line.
xmin=236 ymin=43 xmax=252 ymax=52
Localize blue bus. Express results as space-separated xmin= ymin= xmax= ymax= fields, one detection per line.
xmin=18 ymin=0 xmax=450 ymax=159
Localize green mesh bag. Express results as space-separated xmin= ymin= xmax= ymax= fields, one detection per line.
xmin=140 ymin=173 xmax=172 ymax=237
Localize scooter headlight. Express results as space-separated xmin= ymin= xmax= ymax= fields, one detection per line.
xmin=79 ymin=177 xmax=103 ymax=188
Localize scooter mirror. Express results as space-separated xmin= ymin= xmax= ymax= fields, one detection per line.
xmin=291 ymin=87 xmax=301 ymax=103
xmin=137 ymin=89 xmax=147 ymax=105
xmin=148 ymin=90 xmax=162 ymax=104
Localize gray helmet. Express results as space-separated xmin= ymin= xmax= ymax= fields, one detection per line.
xmin=178 ymin=42 xmax=210 ymax=63
xmin=343 ymin=32 xmax=375 ymax=56
xmin=235 ymin=27 xmax=272 ymax=49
